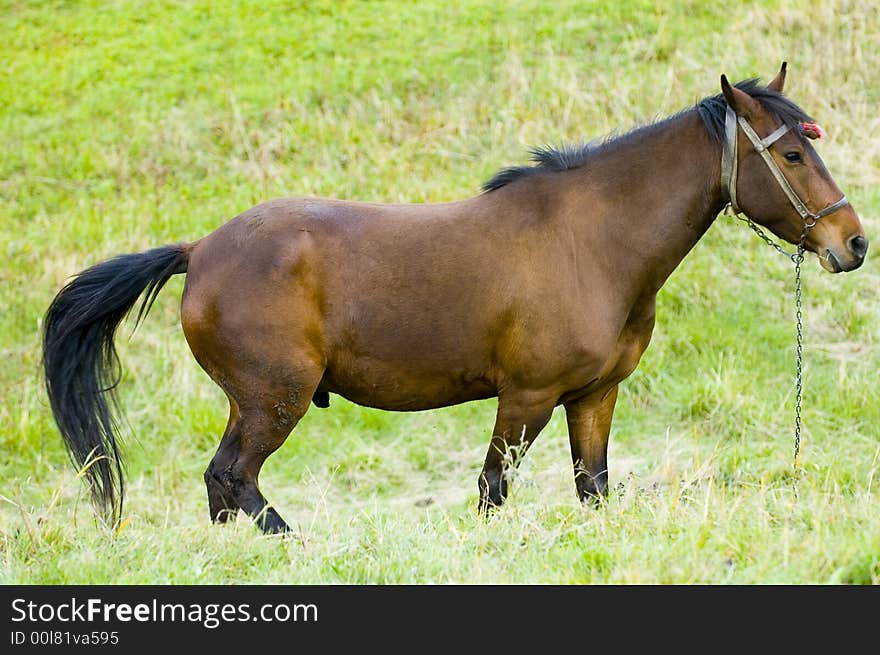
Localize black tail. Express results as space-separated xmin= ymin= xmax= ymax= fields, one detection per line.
xmin=42 ymin=243 xmax=190 ymax=526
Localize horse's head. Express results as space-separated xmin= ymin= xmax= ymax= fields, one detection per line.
xmin=720 ymin=63 xmax=867 ymax=273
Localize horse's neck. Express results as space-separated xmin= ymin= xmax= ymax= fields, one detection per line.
xmin=566 ymin=111 xmax=725 ymax=298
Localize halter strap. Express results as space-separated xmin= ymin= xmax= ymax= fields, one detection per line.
xmin=721 ymin=108 xmax=740 ymax=212
xmin=721 ymin=106 xmax=848 ymax=223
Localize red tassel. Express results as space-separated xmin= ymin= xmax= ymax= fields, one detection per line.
xmin=799 ymin=121 xmax=824 ymax=139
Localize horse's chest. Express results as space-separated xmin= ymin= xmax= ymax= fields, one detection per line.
xmin=605 ymin=303 xmax=656 ymax=380
xmin=565 ymin=299 xmax=656 ymax=387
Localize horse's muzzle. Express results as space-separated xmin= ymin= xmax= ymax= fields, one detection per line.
xmin=823 ymin=234 xmax=867 ymax=273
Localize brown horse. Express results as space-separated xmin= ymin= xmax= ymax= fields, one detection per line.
xmin=43 ymin=63 xmax=867 ymax=533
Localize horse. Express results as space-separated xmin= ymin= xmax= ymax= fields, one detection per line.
xmin=43 ymin=63 xmax=868 ymax=534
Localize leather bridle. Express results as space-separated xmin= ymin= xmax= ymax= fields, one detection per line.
xmin=720 ymin=106 xmax=848 ymax=228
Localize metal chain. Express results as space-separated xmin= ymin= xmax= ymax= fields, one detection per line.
xmin=730 ymin=208 xmax=813 ymax=483
xmin=793 ymin=236 xmax=806 ymax=487
xmin=735 ymin=212 xmax=801 ymax=261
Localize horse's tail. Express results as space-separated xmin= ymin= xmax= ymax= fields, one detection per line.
xmin=42 ymin=243 xmax=191 ymax=527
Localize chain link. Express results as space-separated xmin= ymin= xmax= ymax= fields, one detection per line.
xmin=729 ymin=207 xmax=812 ymax=484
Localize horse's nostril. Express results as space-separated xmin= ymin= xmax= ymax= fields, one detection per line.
xmin=848 ymin=234 xmax=868 ymax=259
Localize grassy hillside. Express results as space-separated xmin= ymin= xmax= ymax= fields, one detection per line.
xmin=1 ymin=0 xmax=878 ymax=583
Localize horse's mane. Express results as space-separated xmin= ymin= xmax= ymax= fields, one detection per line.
xmin=481 ymin=78 xmax=814 ymax=193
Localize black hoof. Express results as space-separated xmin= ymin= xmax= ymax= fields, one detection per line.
xmin=477 ymin=472 xmax=507 ymax=516
xmin=477 ymin=496 xmax=503 ymax=517
xmin=255 ymin=507 xmax=291 ymax=535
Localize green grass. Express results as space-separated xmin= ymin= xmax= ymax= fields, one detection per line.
xmin=1 ymin=0 xmax=878 ymax=584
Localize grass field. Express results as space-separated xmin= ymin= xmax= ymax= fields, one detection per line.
xmin=1 ymin=0 xmax=878 ymax=584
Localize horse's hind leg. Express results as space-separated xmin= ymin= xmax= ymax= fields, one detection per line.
xmin=204 ymin=369 xmax=321 ymax=534
xmin=204 ymin=402 xmax=242 ymax=524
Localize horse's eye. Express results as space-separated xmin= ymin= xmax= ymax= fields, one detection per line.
xmin=784 ymin=151 xmax=803 ymax=163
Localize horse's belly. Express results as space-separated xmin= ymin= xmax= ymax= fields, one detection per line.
xmin=319 ymin=362 xmax=497 ymax=411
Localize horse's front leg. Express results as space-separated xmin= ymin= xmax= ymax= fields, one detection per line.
xmin=564 ymin=385 xmax=618 ymax=503
xmin=478 ymin=389 xmax=557 ymax=513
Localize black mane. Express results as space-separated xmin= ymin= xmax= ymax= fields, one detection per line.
xmin=482 ymin=78 xmax=814 ymax=193
xmin=482 ymin=143 xmax=598 ymax=193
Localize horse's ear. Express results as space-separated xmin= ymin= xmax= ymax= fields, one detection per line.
xmin=721 ymin=74 xmax=760 ymax=118
xmin=767 ymin=61 xmax=787 ymax=93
